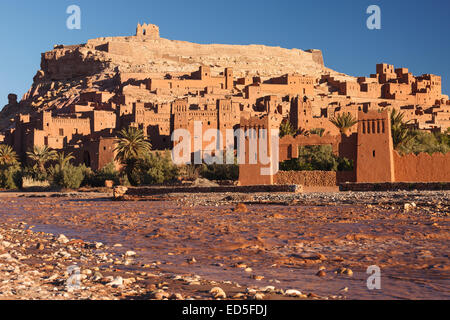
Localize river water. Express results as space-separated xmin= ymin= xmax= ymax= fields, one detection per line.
xmin=0 ymin=195 xmax=448 ymax=299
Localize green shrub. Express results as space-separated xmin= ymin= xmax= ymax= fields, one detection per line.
xmin=49 ymin=164 xmax=86 ymax=189
xmin=280 ymin=145 xmax=354 ymax=172
xmin=23 ymin=165 xmax=48 ymax=182
xmin=0 ymin=165 xmax=23 ymax=190
xmin=309 ymin=128 xmax=326 ymax=137
xmin=279 ymin=120 xmax=296 ymax=138
xmin=337 ymin=157 xmax=354 ymax=172
xmin=397 ymin=130 xmax=450 ymax=155
xmin=179 ymin=164 xmax=206 ymax=181
xmin=83 ymin=162 xmax=120 ymax=187
xmin=126 ymin=151 xmax=179 ymax=186
xmin=200 ymin=163 xmax=239 ymax=181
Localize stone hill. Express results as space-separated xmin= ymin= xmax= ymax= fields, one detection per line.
xmin=0 ymin=22 xmax=353 ymax=131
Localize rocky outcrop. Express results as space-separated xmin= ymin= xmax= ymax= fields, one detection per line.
xmin=0 ymin=94 xmax=30 ymax=130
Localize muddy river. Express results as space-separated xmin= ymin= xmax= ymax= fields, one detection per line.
xmin=0 ymin=192 xmax=448 ymax=300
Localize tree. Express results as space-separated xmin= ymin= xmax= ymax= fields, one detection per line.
xmin=114 ymin=127 xmax=152 ymax=163
xmin=390 ymin=109 xmax=414 ymax=149
xmin=330 ymin=112 xmax=358 ymax=136
xmin=47 ymin=152 xmax=85 ymax=189
xmin=0 ymin=144 xmax=18 ymax=167
xmin=279 ymin=145 xmax=354 ymax=172
xmin=279 ymin=119 xmax=296 ymax=138
xmin=0 ymin=145 xmax=22 ymax=189
xmin=55 ymin=152 xmax=75 ymax=169
xmin=26 ymin=146 xmax=57 ymax=173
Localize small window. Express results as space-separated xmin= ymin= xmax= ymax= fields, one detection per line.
xmin=373 ymin=150 xmax=376 ymax=157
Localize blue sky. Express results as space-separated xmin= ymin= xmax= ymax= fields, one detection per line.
xmin=0 ymin=0 xmax=449 ymax=107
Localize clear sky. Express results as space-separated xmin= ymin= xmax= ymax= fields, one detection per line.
xmin=0 ymin=0 xmax=449 ymax=107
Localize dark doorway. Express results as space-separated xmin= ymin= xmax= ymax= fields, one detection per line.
xmin=83 ymin=151 xmax=91 ymax=167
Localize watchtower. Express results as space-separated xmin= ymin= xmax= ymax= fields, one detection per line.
xmin=356 ymin=110 xmax=395 ymax=182
xmin=136 ymin=23 xmax=160 ymax=40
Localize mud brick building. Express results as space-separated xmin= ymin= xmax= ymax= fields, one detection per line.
xmin=239 ymin=110 xmax=450 ymax=186
xmin=2 ymin=22 xmax=449 ymax=182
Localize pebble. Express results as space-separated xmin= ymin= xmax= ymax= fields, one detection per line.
xmin=210 ymin=287 xmax=226 ymax=299
xmin=285 ymin=289 xmax=303 ymax=297
xmin=404 ymin=203 xmax=417 ymax=211
xmin=343 ymin=268 xmax=353 ymax=276
xmin=187 ymin=257 xmax=197 ymax=264
xmin=125 ymin=250 xmax=136 ymax=257
xmin=234 ymin=203 xmax=248 ymax=213
xmin=151 ymin=291 xmax=170 ymax=300
xmin=106 ymin=276 xmax=123 ymax=287
xmin=170 ymin=293 xmax=184 ymax=300
xmin=253 ymin=293 xmax=265 ymax=300
xmin=260 ymin=286 xmax=275 ymax=293
xmin=316 ymin=270 xmax=326 ymax=277
xmin=56 ymin=234 xmax=69 ymax=244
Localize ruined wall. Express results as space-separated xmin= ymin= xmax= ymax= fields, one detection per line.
xmin=394 ymin=151 xmax=450 ymax=182
xmin=136 ymin=23 xmax=160 ymax=40
xmin=105 ymin=42 xmax=133 ymax=56
xmin=274 ymin=171 xmax=337 ymax=186
xmin=305 ymin=49 xmax=324 ymax=66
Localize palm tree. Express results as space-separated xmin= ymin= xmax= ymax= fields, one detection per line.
xmin=0 ymin=144 xmax=18 ymax=167
xmin=26 ymin=146 xmax=57 ymax=173
xmin=391 ymin=108 xmax=407 ymax=128
xmin=114 ymin=127 xmax=152 ymax=163
xmin=330 ymin=112 xmax=358 ymax=136
xmin=55 ymin=152 xmax=75 ymax=169
xmin=390 ymin=109 xmax=414 ymax=149
xmin=279 ymin=119 xmax=296 ymax=138
xmin=309 ymin=128 xmax=326 ymax=137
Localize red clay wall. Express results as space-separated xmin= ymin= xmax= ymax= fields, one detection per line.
xmin=393 ymin=151 xmax=450 ymax=182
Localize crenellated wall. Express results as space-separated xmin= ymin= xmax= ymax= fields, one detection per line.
xmin=394 ymin=151 xmax=450 ymax=182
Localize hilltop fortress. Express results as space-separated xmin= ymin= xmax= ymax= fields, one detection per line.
xmin=1 ymin=22 xmax=449 ymax=182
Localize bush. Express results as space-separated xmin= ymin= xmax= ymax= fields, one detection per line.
xmin=397 ymin=130 xmax=450 ymax=155
xmin=49 ymin=164 xmax=86 ymax=189
xmin=126 ymin=152 xmax=179 ymax=186
xmin=0 ymin=165 xmax=23 ymax=190
xmin=83 ymin=162 xmax=120 ymax=187
xmin=200 ymin=163 xmax=239 ymax=181
xmin=280 ymin=145 xmax=353 ymax=172
xmin=178 ymin=164 xmax=206 ymax=181
xmin=23 ymin=165 xmax=48 ymax=182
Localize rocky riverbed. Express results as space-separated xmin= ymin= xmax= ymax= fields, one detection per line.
xmin=0 ymin=190 xmax=448 ymax=300
xmin=0 ymin=221 xmax=331 ymax=300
